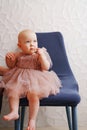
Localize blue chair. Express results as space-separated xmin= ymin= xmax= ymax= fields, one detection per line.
xmin=15 ymin=32 xmax=81 ymax=130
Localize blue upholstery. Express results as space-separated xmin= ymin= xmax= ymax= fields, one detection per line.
xmin=15 ymin=32 xmax=81 ymax=130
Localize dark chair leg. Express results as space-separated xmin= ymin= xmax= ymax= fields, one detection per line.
xmin=14 ymin=107 xmax=21 ymax=130
xmin=66 ymin=106 xmax=72 ymax=130
xmin=20 ymin=106 xmax=26 ymax=130
xmin=71 ymin=106 xmax=78 ymax=130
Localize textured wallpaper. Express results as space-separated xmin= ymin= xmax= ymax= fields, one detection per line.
xmin=0 ymin=0 xmax=87 ymax=128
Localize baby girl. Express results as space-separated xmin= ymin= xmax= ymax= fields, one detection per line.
xmin=0 ymin=29 xmax=62 ymax=130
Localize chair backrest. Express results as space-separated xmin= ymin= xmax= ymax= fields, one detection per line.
xmin=36 ymin=32 xmax=72 ymax=76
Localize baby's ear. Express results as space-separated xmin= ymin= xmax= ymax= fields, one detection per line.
xmin=17 ymin=43 xmax=21 ymax=48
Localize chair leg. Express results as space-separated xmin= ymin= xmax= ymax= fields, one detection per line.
xmin=71 ymin=106 xmax=78 ymax=130
xmin=14 ymin=107 xmax=21 ymax=130
xmin=20 ymin=106 xmax=26 ymax=130
xmin=66 ymin=106 xmax=72 ymax=130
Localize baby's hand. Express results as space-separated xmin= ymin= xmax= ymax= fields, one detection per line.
xmin=37 ymin=47 xmax=46 ymax=55
xmin=5 ymin=52 xmax=17 ymax=68
xmin=6 ymin=52 xmax=16 ymax=61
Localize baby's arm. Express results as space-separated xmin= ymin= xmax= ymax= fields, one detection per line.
xmin=38 ymin=48 xmax=51 ymax=71
xmin=5 ymin=52 xmax=20 ymax=68
xmin=0 ymin=66 xmax=9 ymax=76
xmin=0 ymin=52 xmax=20 ymax=75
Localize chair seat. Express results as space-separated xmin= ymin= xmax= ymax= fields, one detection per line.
xmin=20 ymin=74 xmax=80 ymax=107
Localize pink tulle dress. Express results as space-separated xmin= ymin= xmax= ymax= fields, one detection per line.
xmin=0 ymin=50 xmax=62 ymax=99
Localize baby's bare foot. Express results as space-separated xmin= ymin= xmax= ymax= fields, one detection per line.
xmin=26 ymin=120 xmax=36 ymax=130
xmin=3 ymin=112 xmax=19 ymax=121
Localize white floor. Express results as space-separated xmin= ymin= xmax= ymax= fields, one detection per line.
xmin=1 ymin=127 xmax=87 ymax=130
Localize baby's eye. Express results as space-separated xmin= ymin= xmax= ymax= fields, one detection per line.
xmin=26 ymin=41 xmax=30 ymax=43
xmin=34 ymin=40 xmax=37 ymax=42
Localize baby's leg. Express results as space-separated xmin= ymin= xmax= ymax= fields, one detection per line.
xmin=0 ymin=66 xmax=9 ymax=76
xmin=3 ymin=95 xmax=19 ymax=121
xmin=26 ymin=92 xmax=40 ymax=130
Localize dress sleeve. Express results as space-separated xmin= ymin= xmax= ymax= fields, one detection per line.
xmin=42 ymin=47 xmax=53 ymax=69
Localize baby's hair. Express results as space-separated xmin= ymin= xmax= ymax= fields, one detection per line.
xmin=18 ymin=29 xmax=37 ymax=43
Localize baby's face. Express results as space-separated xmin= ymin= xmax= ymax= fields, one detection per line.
xmin=18 ymin=31 xmax=38 ymax=54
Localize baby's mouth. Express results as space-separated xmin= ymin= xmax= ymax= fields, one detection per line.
xmin=29 ymin=48 xmax=37 ymax=53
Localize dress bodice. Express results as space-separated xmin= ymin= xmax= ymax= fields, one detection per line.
xmin=16 ymin=53 xmax=41 ymax=70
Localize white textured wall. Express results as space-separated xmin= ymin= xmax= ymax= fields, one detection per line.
xmin=0 ymin=0 xmax=87 ymax=128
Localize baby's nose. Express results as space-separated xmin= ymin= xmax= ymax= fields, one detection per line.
xmin=30 ymin=43 xmax=33 ymax=47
